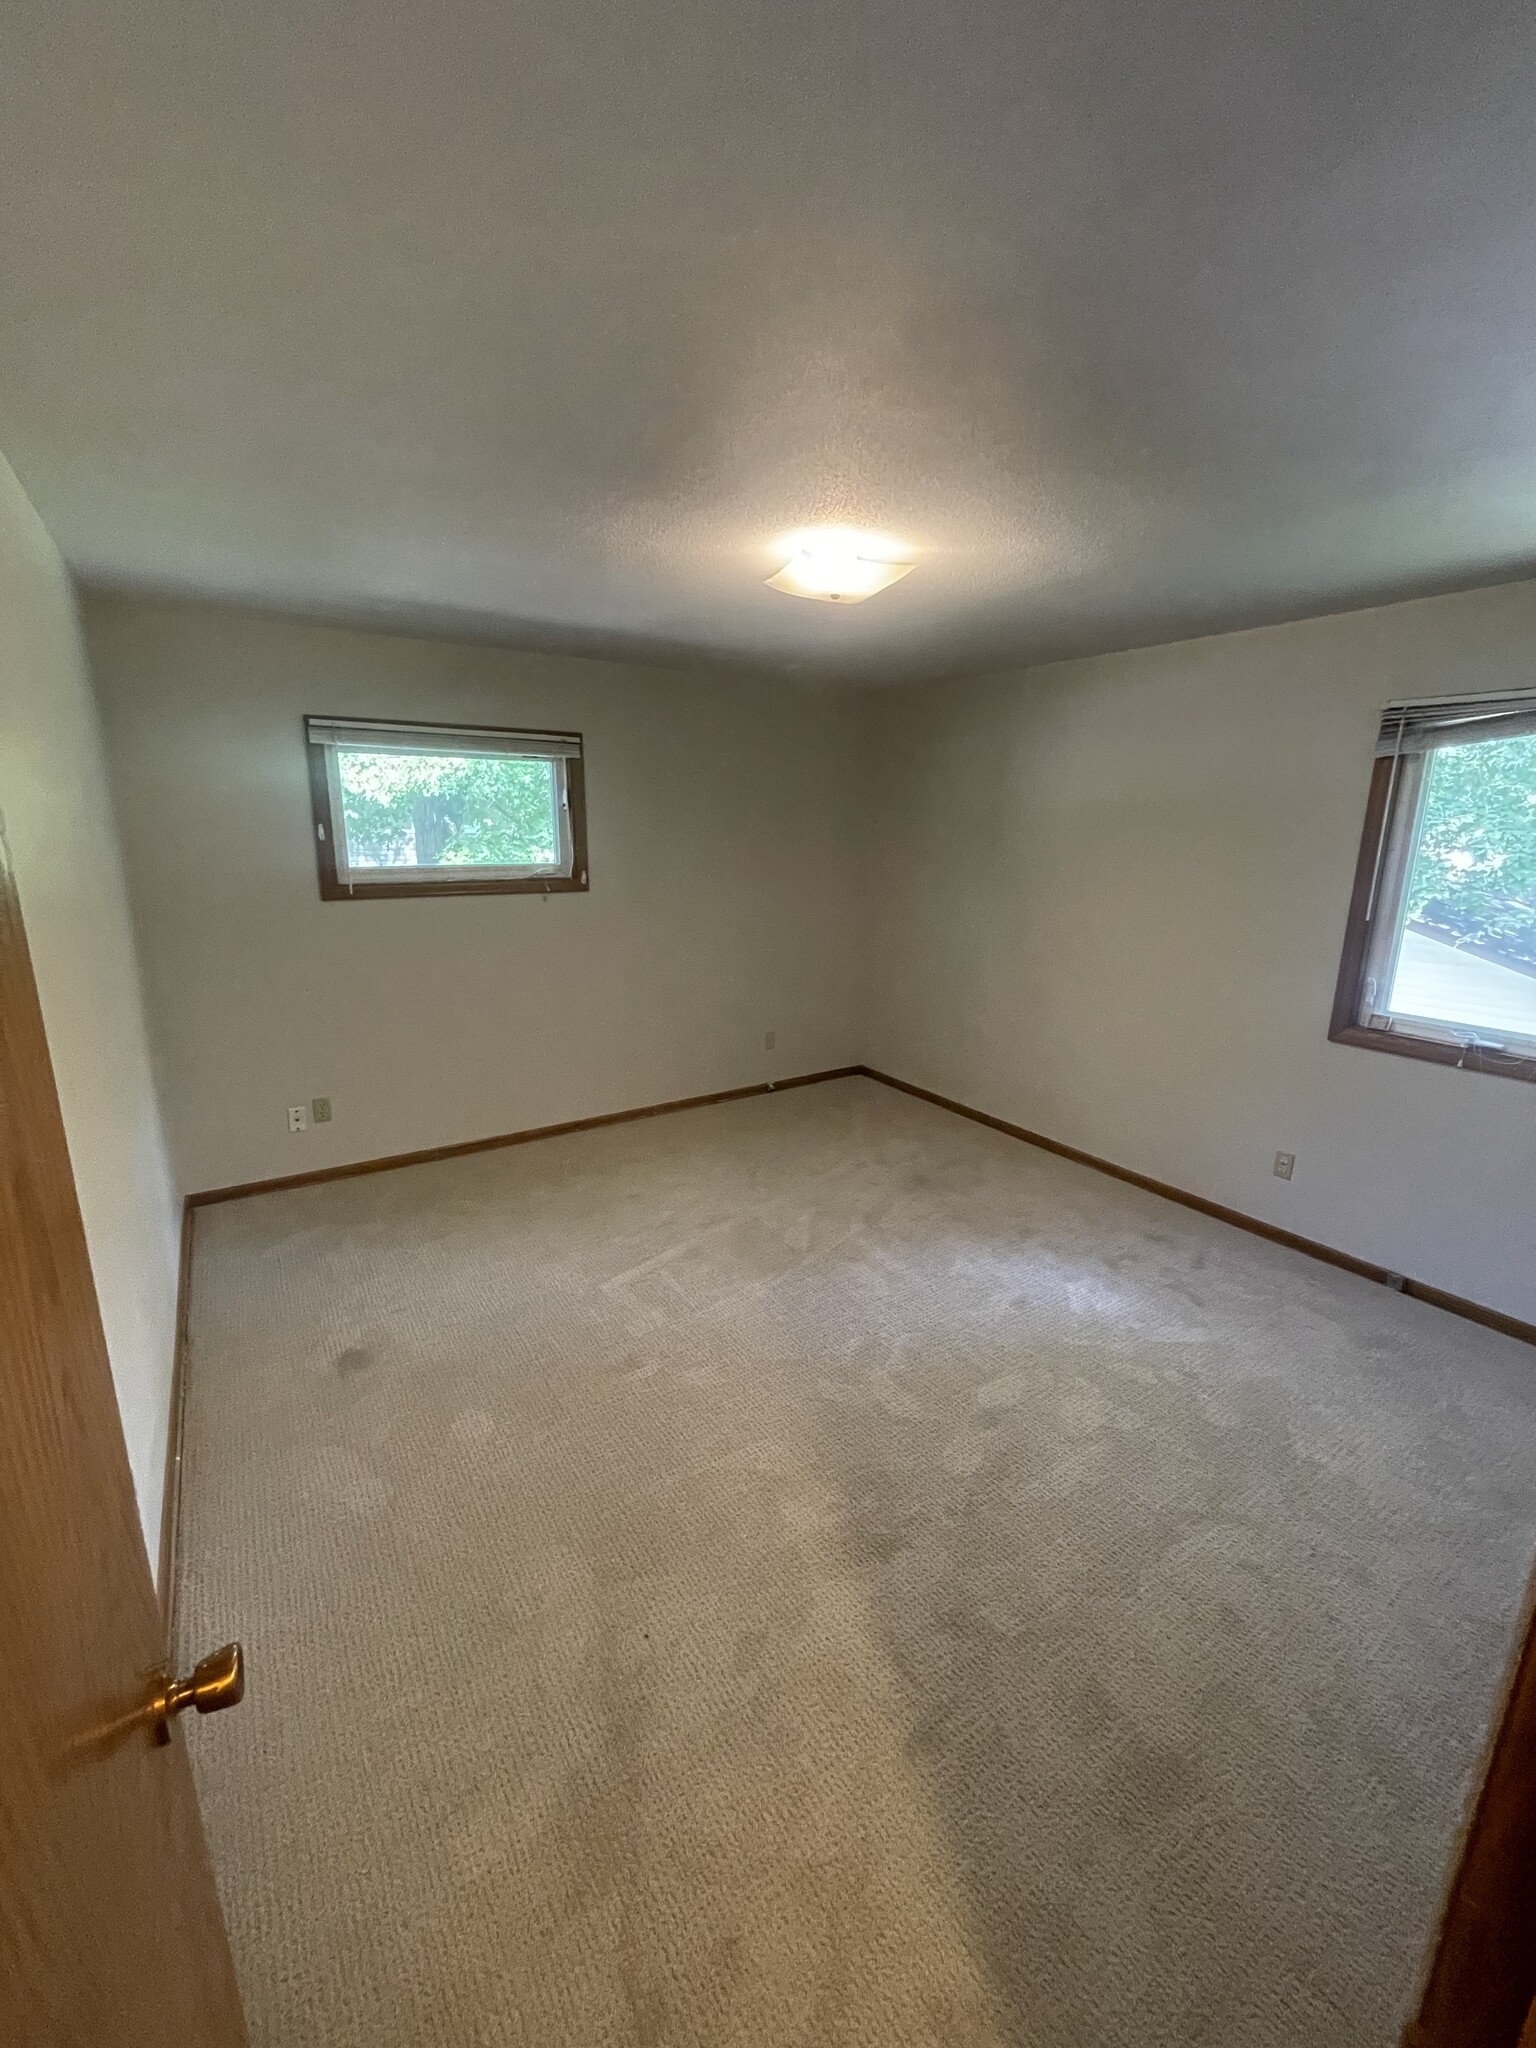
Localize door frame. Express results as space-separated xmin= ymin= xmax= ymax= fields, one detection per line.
xmin=1407 ymin=1582 xmax=1536 ymax=2047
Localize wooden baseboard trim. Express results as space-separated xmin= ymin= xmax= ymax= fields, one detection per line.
xmin=157 ymin=1198 xmax=196 ymax=1649
xmin=188 ymin=1067 xmax=863 ymax=1208
xmin=856 ymin=1066 xmax=1536 ymax=1350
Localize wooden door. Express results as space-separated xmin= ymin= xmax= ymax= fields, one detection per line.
xmin=1405 ymin=1591 xmax=1536 ymax=2048
xmin=0 ymin=843 xmax=247 ymax=2045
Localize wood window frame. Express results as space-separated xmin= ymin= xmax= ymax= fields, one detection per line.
xmin=1329 ymin=753 xmax=1536 ymax=1086
xmin=306 ymin=718 xmax=589 ymax=902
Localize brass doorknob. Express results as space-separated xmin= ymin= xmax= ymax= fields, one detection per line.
xmin=152 ymin=1642 xmax=245 ymax=1744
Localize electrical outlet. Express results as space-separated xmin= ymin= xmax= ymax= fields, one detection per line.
xmin=1273 ymin=1151 xmax=1295 ymax=1181
xmin=288 ymin=1104 xmax=308 ymax=1133
xmin=312 ymin=1096 xmax=333 ymax=1124
xmin=764 ymin=1030 xmax=776 ymax=1051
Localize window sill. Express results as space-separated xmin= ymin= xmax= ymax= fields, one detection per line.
xmin=1329 ymin=1022 xmax=1536 ymax=1085
xmin=319 ymin=873 xmax=588 ymax=901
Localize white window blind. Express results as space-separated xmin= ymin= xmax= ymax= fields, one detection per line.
xmin=306 ymin=716 xmax=582 ymax=760
xmin=1374 ymin=692 xmax=1536 ymax=756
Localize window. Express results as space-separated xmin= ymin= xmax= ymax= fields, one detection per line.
xmin=1331 ymin=693 xmax=1536 ymax=1081
xmin=306 ymin=717 xmax=588 ymax=899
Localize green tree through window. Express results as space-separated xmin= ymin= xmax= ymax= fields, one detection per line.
xmin=1405 ymin=733 xmax=1536 ymax=970
xmin=337 ymin=750 xmax=560 ymax=869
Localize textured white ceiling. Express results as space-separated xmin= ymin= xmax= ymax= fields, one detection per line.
xmin=4 ymin=0 xmax=1536 ymax=681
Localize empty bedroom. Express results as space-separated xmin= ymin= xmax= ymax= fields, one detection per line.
xmin=3 ymin=3 xmax=1535 ymax=2045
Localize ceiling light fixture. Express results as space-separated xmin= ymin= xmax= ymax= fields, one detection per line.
xmin=766 ymin=528 xmax=914 ymax=603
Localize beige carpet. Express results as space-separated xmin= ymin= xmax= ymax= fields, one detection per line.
xmin=177 ymin=1076 xmax=1536 ymax=2047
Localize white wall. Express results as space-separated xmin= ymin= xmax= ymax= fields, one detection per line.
xmin=77 ymin=575 xmax=1536 ymax=1329
xmin=84 ymin=594 xmax=867 ymax=1194
xmin=867 ymin=579 xmax=1536 ymax=1327
xmin=0 ymin=461 xmax=181 ymax=1566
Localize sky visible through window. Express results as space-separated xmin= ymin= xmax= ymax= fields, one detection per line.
xmin=1388 ymin=731 xmax=1536 ymax=1040
xmin=337 ymin=748 xmax=560 ymax=869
